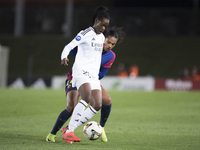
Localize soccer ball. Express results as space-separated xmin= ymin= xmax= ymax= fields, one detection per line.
xmin=83 ymin=121 xmax=102 ymax=140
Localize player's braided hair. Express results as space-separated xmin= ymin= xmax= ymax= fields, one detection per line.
xmin=91 ymin=6 xmax=110 ymax=26
xmin=105 ymin=26 xmax=126 ymax=44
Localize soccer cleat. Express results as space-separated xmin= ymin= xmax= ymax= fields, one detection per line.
xmin=61 ymin=126 xmax=73 ymax=144
xmin=61 ymin=126 xmax=68 ymax=134
xmin=46 ymin=133 xmax=56 ymax=142
xmin=66 ymin=140 xmax=73 ymax=144
xmin=101 ymin=127 xmax=108 ymax=142
xmin=62 ymin=131 xmax=81 ymax=142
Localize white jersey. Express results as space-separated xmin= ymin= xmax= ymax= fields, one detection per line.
xmin=61 ymin=27 xmax=105 ymax=79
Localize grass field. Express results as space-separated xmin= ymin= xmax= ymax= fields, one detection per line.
xmin=0 ymin=88 xmax=200 ymax=150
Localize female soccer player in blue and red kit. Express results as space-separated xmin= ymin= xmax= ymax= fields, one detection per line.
xmin=46 ymin=26 xmax=126 ymax=143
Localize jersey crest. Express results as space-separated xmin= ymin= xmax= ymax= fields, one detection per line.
xmin=75 ymin=36 xmax=81 ymax=41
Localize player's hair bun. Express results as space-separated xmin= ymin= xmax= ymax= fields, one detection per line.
xmin=96 ymin=6 xmax=109 ymax=13
xmin=91 ymin=6 xmax=110 ymax=26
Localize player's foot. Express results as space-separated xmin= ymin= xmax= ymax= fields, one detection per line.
xmin=62 ymin=131 xmax=81 ymax=142
xmin=61 ymin=126 xmax=68 ymax=134
xmin=101 ymin=127 xmax=108 ymax=142
xmin=66 ymin=140 xmax=73 ymax=144
xmin=46 ymin=133 xmax=56 ymax=142
xmin=61 ymin=126 xmax=73 ymax=144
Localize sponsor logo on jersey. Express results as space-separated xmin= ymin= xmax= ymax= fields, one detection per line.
xmin=91 ymin=42 xmax=103 ymax=47
xmin=91 ymin=42 xmax=103 ymax=52
xmin=75 ymin=36 xmax=81 ymax=41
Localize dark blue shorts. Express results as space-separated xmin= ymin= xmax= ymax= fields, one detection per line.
xmin=65 ymin=79 xmax=77 ymax=95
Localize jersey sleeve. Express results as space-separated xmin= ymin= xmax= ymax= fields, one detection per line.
xmin=98 ymin=67 xmax=109 ymax=80
xmin=61 ymin=31 xmax=86 ymax=60
xmin=100 ymin=50 xmax=116 ymax=68
xmin=99 ymin=50 xmax=116 ymax=79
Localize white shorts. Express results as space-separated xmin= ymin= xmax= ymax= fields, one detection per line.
xmin=72 ymin=75 xmax=101 ymax=91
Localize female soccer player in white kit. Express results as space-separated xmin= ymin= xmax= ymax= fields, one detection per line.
xmin=61 ymin=6 xmax=110 ymax=142
xmin=46 ymin=26 xmax=126 ymax=144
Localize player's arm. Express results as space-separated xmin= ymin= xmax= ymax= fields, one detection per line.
xmin=62 ymin=45 xmax=77 ymax=57
xmin=99 ymin=51 xmax=116 ymax=80
xmin=99 ymin=67 xmax=109 ymax=80
xmin=61 ymin=33 xmax=84 ymax=66
xmin=61 ymin=46 xmax=77 ymax=66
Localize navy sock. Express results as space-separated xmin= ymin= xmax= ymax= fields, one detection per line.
xmin=51 ymin=109 xmax=71 ymax=135
xmin=100 ymin=104 xmax=112 ymax=127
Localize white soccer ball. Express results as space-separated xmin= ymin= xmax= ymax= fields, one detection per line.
xmin=83 ymin=121 xmax=102 ymax=140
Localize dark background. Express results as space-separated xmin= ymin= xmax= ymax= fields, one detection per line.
xmin=0 ymin=0 xmax=200 ymax=86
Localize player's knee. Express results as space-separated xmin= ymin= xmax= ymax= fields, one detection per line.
xmin=93 ymin=105 xmax=101 ymax=111
xmin=79 ymin=90 xmax=91 ymax=103
xmin=66 ymin=106 xmax=73 ymax=114
xmin=92 ymin=101 xmax=102 ymax=111
xmin=102 ymin=96 xmax=112 ymax=105
xmin=82 ymin=94 xmax=91 ymax=103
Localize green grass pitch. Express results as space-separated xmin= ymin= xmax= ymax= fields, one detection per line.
xmin=0 ymin=88 xmax=200 ymax=150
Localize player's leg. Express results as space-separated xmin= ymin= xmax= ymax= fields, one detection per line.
xmin=76 ymin=89 xmax=102 ymax=128
xmin=100 ymin=86 xmax=112 ymax=126
xmin=100 ymin=86 xmax=112 ymax=142
xmin=91 ymin=89 xmax=102 ymax=111
xmin=51 ymin=89 xmax=79 ymax=134
xmin=63 ymin=76 xmax=92 ymax=142
xmin=75 ymin=79 xmax=102 ymax=128
xmin=46 ymin=80 xmax=79 ymax=142
xmin=66 ymin=89 xmax=79 ymax=114
xmin=67 ymin=83 xmax=91 ymax=132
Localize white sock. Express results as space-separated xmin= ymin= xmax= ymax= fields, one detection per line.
xmin=67 ymin=100 xmax=88 ymax=132
xmin=76 ymin=105 xmax=97 ymax=128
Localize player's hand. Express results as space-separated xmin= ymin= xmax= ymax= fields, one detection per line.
xmin=61 ymin=58 xmax=69 ymax=66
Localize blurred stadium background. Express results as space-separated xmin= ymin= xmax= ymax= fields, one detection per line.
xmin=0 ymin=0 xmax=200 ymax=90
